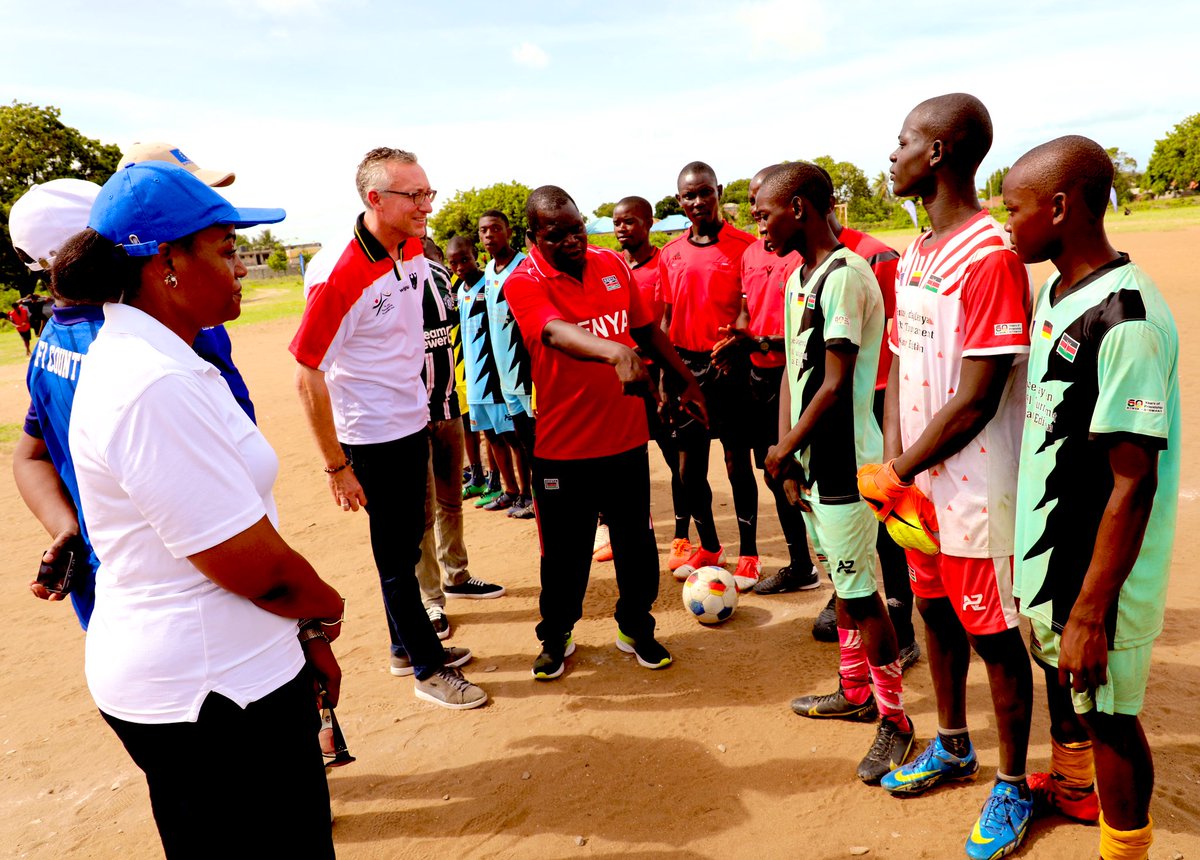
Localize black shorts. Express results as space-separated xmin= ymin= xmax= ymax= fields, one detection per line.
xmin=672 ymin=347 xmax=750 ymax=448
xmin=748 ymin=363 xmax=784 ymax=467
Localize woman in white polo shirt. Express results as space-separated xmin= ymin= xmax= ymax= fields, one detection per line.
xmin=57 ymin=162 xmax=345 ymax=858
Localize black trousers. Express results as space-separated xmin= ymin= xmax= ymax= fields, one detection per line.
xmin=533 ymin=445 xmax=660 ymax=645
xmin=102 ymin=669 xmax=334 ymax=859
xmin=344 ymin=429 xmax=446 ymax=678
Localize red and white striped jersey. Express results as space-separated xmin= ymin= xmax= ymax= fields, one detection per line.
xmin=889 ymin=211 xmax=1031 ymax=558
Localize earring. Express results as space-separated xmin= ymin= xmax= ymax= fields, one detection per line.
xmin=164 ymin=273 xmax=178 ymax=289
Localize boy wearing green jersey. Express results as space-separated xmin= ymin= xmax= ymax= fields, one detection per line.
xmin=1005 ymin=136 xmax=1179 ymax=860
xmin=757 ymin=162 xmax=913 ymax=784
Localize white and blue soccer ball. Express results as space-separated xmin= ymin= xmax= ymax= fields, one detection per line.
xmin=682 ymin=565 xmax=738 ymax=624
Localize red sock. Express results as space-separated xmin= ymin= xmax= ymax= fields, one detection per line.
xmin=838 ymin=628 xmax=871 ymax=705
xmin=869 ymin=659 xmax=908 ymax=728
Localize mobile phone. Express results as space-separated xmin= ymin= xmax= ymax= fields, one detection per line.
xmin=36 ymin=536 xmax=84 ymax=595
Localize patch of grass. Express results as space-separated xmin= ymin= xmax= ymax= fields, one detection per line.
xmin=229 ymin=276 xmax=306 ymax=327
xmin=0 ymin=330 xmax=33 ymax=368
xmin=0 ymin=422 xmax=23 ymax=450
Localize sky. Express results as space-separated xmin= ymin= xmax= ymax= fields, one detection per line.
xmin=3 ymin=0 xmax=1196 ymax=248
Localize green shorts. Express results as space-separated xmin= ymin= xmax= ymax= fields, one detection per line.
xmin=1028 ymin=616 xmax=1154 ymax=716
xmin=800 ymin=485 xmax=879 ymax=600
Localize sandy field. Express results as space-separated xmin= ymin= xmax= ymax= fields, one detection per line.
xmin=2 ymin=228 xmax=1198 ymax=859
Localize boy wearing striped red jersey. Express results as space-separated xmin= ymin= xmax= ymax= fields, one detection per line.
xmin=867 ymin=95 xmax=1035 ymax=859
xmin=1006 ymin=136 xmax=1178 ymax=860
xmin=658 ymin=162 xmax=760 ymax=590
xmin=505 ymin=187 xmax=705 ymax=680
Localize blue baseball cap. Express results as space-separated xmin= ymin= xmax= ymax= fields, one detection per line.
xmin=90 ymin=161 xmax=285 ymax=257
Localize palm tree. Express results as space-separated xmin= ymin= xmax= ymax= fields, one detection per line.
xmin=871 ymin=171 xmax=891 ymax=200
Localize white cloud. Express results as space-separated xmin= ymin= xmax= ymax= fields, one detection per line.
xmin=737 ymin=0 xmax=829 ymax=61
xmin=511 ymin=41 xmax=550 ymax=69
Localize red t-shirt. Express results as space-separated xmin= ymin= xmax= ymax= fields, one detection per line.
xmin=839 ymin=228 xmax=900 ymax=390
xmin=628 ymin=246 xmax=664 ymax=326
xmin=8 ymin=305 xmax=31 ymax=333
xmin=657 ymin=222 xmax=756 ymax=352
xmin=505 ymin=245 xmax=654 ymax=461
xmin=740 ymin=239 xmax=800 ymax=368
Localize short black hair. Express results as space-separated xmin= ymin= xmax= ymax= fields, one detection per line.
xmin=614 ymin=195 xmax=653 ymax=220
xmin=525 ymin=185 xmax=578 ymax=235
xmin=911 ymin=93 xmax=993 ymax=171
xmin=677 ymin=160 xmax=718 ymax=190
xmin=1012 ymin=135 xmax=1114 ymax=220
xmin=446 ymin=234 xmax=476 ymax=253
xmin=478 ymin=209 xmax=509 ymax=226
xmin=751 ymin=163 xmax=782 ymax=185
xmin=758 ymin=162 xmax=834 ymax=216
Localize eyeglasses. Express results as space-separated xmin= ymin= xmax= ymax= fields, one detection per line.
xmin=378 ymin=188 xmax=438 ymax=205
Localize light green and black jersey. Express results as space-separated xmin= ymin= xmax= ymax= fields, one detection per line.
xmin=1014 ymin=256 xmax=1179 ymax=649
xmin=783 ymin=245 xmax=884 ymax=503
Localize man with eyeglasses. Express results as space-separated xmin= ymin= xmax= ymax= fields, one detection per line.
xmin=291 ymin=147 xmax=488 ymax=710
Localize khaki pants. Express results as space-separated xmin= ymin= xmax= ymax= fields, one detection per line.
xmin=417 ymin=417 xmax=471 ymax=608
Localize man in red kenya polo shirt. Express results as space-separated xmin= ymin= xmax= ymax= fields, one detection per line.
xmin=505 ymin=186 xmax=706 ymax=681
xmin=657 ymin=161 xmax=760 ymax=591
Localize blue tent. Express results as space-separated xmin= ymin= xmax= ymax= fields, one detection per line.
xmin=586 ymin=216 xmax=614 ymax=235
xmin=650 ymin=214 xmax=690 ymax=233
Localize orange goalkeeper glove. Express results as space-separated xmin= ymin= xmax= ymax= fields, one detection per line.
xmin=857 ymin=461 xmax=940 ymax=555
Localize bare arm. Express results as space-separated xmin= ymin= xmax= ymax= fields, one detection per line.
xmin=1058 ymin=439 xmax=1159 ymax=692
xmin=295 ymin=363 xmax=366 ymax=510
xmin=891 ymin=354 xmax=1014 ymax=481
xmin=188 ymin=515 xmax=344 ymax=632
xmin=882 ymin=358 xmax=902 ymax=461
xmin=542 ymin=319 xmax=650 ymax=394
xmin=13 ymin=431 xmax=78 ymax=601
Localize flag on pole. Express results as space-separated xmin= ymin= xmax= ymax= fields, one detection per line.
xmin=902 ymin=199 xmax=919 ymax=229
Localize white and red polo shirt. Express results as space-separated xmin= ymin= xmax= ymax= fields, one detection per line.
xmin=290 ymin=214 xmax=428 ymax=445
xmin=505 ymin=245 xmax=654 ymax=461
xmin=890 ymin=211 xmax=1032 ymax=558
xmin=656 ymin=222 xmax=756 ymax=353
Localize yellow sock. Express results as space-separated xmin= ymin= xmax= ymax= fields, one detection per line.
xmin=1098 ymin=812 xmax=1152 ymax=860
xmin=1050 ymin=738 xmax=1096 ymax=792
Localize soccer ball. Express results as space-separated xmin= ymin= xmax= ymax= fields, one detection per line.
xmin=682 ymin=565 xmax=738 ymax=625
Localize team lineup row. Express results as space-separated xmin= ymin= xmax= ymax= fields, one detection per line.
xmin=9 ymin=90 xmax=1175 ymax=860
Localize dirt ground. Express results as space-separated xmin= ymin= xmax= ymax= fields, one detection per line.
xmin=2 ymin=229 xmax=1198 ymax=859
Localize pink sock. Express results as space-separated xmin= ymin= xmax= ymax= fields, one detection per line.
xmin=869 ymin=659 xmax=908 ymax=728
xmin=838 ymin=628 xmax=871 ymax=705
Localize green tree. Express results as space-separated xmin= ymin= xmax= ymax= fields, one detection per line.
xmin=592 ymin=201 xmax=616 ymax=218
xmin=0 ymin=101 xmax=121 ymax=294
xmin=812 ymin=155 xmax=890 ymax=223
xmin=1106 ymin=148 xmax=1143 ymax=204
xmin=266 ymin=247 xmax=289 ymax=272
xmin=1146 ymin=113 xmax=1200 ymax=194
xmin=721 ymin=178 xmax=751 ymax=206
xmin=249 ymin=228 xmax=281 ymax=250
xmin=654 ymin=194 xmax=682 ymax=220
xmin=979 ymin=166 xmax=1010 ymax=200
xmin=871 ymin=171 xmax=891 ymax=200
xmin=429 ymin=181 xmax=533 ymax=248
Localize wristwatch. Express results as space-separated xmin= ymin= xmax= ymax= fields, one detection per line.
xmin=757 ymin=336 xmax=772 ymax=354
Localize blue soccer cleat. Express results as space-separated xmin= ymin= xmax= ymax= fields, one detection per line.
xmin=965 ymin=779 xmax=1034 ymax=859
xmin=881 ymin=733 xmax=978 ymax=795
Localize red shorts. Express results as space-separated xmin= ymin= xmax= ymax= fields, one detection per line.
xmin=905 ymin=551 xmax=1020 ymax=636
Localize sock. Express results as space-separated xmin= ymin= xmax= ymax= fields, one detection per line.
xmin=868 ymin=658 xmax=907 ymax=729
xmin=487 ymin=471 xmax=500 ymax=492
xmin=1050 ymin=737 xmax=1096 ymax=792
xmin=693 ymin=514 xmax=720 ymax=553
xmin=938 ymin=726 xmax=972 ymax=758
xmin=837 ymin=627 xmax=871 ymax=704
xmin=736 ymin=514 xmax=757 ymax=557
xmin=674 ymin=515 xmax=690 ymax=541
xmin=470 ymin=464 xmax=484 ymax=485
xmin=996 ymin=772 xmax=1029 ymax=795
xmin=1099 ymin=812 xmax=1153 ymax=860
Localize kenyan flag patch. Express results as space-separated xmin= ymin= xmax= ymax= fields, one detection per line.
xmin=1056 ymin=333 xmax=1080 ymax=362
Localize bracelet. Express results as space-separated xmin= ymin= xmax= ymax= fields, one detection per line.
xmin=298 ymin=626 xmax=329 ymax=645
xmin=323 ymin=460 xmax=351 ymax=474
xmin=300 ymin=598 xmax=345 ymax=631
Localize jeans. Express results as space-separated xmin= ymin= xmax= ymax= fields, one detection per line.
xmin=344 ymin=429 xmax=446 ymax=679
xmin=417 ymin=417 xmax=471 ymax=608
xmin=533 ymin=445 xmax=659 ymax=645
xmin=101 ymin=670 xmax=333 ymax=859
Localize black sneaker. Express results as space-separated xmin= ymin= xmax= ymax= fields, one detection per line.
xmin=532 ymin=634 xmax=576 ymax=680
xmin=899 ymin=640 xmax=921 ymax=672
xmin=812 ymin=593 xmax=838 ymax=642
xmin=426 ymin=605 xmax=451 ymax=641
xmin=615 ymin=630 xmax=672 ymax=669
xmin=790 ymin=684 xmax=878 ymax=721
xmin=857 ymin=717 xmax=915 ymax=785
xmin=444 ymin=578 xmax=506 ymax=599
xmin=753 ymin=564 xmax=821 ymax=595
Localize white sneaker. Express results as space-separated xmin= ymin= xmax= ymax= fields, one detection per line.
xmin=593 ymin=523 xmax=610 ymax=553
xmin=414 ymin=667 xmax=488 ymax=710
